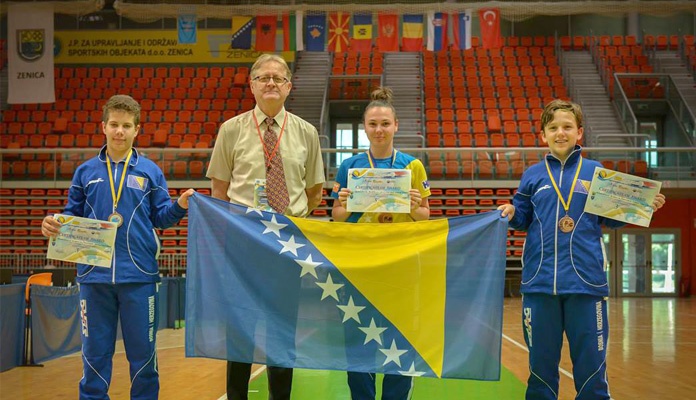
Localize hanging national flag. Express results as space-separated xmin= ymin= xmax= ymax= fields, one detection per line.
xmin=8 ymin=3 xmax=55 ymax=104
xmin=479 ymin=8 xmax=503 ymax=49
xmin=178 ymin=14 xmax=197 ymax=44
xmin=401 ymin=14 xmax=424 ymax=52
xmin=255 ymin=15 xmax=277 ymax=51
xmin=231 ymin=16 xmax=253 ymax=49
xmin=376 ymin=14 xmax=399 ymax=52
xmin=451 ymin=10 xmax=472 ymax=50
xmin=305 ymin=13 xmax=326 ymax=51
xmin=185 ymin=194 xmax=508 ymax=380
xmin=328 ymin=12 xmax=350 ymax=53
xmin=351 ymin=14 xmax=373 ymax=53
xmin=282 ymin=12 xmax=304 ymax=51
xmin=426 ymin=11 xmax=448 ymax=51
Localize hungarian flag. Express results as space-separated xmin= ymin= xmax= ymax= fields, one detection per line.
xmin=328 ymin=12 xmax=350 ymax=52
xmin=351 ymin=14 xmax=373 ymax=52
xmin=255 ymin=15 xmax=277 ymax=51
xmin=186 ymin=194 xmax=508 ymax=380
xmin=401 ymin=14 xmax=424 ymax=52
xmin=479 ymin=8 xmax=503 ymax=49
xmin=376 ymin=14 xmax=398 ymax=52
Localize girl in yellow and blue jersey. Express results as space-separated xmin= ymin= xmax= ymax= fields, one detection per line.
xmin=331 ymin=87 xmax=430 ymax=399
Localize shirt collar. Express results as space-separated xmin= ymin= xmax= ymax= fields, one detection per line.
xmin=98 ymin=146 xmax=139 ymax=166
xmin=253 ymin=105 xmax=286 ymax=127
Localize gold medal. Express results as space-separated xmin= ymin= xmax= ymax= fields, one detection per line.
xmin=108 ymin=212 xmax=124 ymax=227
xmin=558 ymin=215 xmax=575 ymax=233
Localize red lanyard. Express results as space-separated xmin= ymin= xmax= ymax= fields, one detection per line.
xmin=253 ymin=112 xmax=288 ymax=168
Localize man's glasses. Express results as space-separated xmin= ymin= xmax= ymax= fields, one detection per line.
xmin=253 ymin=76 xmax=289 ymax=85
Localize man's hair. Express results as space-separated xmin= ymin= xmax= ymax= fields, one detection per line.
xmin=540 ymin=99 xmax=583 ymax=131
xmin=250 ymin=54 xmax=292 ymax=81
xmin=102 ymin=94 xmax=141 ymax=126
xmin=363 ymin=86 xmax=397 ymax=122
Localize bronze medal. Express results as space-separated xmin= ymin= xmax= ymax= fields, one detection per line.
xmin=108 ymin=212 xmax=124 ymax=227
xmin=378 ymin=213 xmax=394 ymax=223
xmin=558 ymin=215 xmax=575 ymax=233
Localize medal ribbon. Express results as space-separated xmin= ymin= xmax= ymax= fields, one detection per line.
xmin=253 ymin=112 xmax=288 ymax=169
xmin=366 ymin=149 xmax=397 ymax=169
xmin=106 ymin=149 xmax=133 ymax=211
xmin=544 ymin=156 xmax=582 ymax=215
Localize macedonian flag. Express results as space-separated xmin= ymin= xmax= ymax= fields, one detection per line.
xmin=328 ymin=12 xmax=350 ymax=52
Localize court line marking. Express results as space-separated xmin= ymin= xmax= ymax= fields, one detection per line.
xmin=502 ymin=333 xmax=574 ymax=379
xmin=217 ymin=365 xmax=266 ymax=400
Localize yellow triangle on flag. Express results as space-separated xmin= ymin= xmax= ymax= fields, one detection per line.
xmin=292 ymin=217 xmax=448 ymax=377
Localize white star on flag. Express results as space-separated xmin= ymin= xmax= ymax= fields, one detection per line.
xmin=316 ymin=273 xmax=343 ymax=301
xmin=295 ymin=254 xmax=322 ymax=278
xmin=380 ymin=339 xmax=407 ymax=367
xmin=261 ymin=215 xmax=287 ymax=238
xmin=245 ymin=207 xmax=263 ymax=216
xmin=358 ymin=318 xmax=387 ymax=345
xmin=278 ymin=235 xmax=304 ymax=256
xmin=398 ymin=362 xmax=425 ymax=377
xmin=337 ymin=296 xmax=365 ymax=323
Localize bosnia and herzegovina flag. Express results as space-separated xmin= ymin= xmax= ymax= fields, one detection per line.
xmin=185 ymin=194 xmax=508 ymax=380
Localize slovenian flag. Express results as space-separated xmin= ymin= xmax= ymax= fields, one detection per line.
xmin=185 ymin=194 xmax=508 ymax=380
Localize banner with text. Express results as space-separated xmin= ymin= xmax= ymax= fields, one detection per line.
xmin=8 ymin=3 xmax=55 ymax=104
xmin=54 ymin=30 xmax=295 ymax=64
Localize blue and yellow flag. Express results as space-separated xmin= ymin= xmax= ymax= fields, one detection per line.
xmin=185 ymin=195 xmax=508 ymax=380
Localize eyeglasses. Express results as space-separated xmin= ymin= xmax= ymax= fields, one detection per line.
xmin=252 ymin=76 xmax=289 ymax=85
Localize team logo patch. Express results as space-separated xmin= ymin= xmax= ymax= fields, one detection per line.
xmin=80 ymin=299 xmax=89 ymax=337
xmin=127 ymin=175 xmax=148 ymax=191
xmin=422 ymin=180 xmax=430 ymax=190
xmin=523 ymin=307 xmax=532 ymax=347
xmin=17 ymin=29 xmax=45 ymax=62
xmin=575 ymin=179 xmax=590 ymax=194
xmin=332 ymin=182 xmax=341 ymax=193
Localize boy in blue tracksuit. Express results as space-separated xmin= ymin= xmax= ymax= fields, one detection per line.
xmin=42 ymin=95 xmax=195 ymax=400
xmin=498 ymin=99 xmax=666 ymax=400
xmin=332 ymin=87 xmax=430 ymax=400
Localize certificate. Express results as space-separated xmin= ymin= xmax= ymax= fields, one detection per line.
xmin=47 ymin=215 xmax=118 ymax=268
xmin=584 ymin=167 xmax=661 ymax=227
xmin=347 ymin=168 xmax=411 ymax=213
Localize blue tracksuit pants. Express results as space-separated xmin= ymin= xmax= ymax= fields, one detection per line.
xmin=522 ymin=293 xmax=610 ymax=400
xmin=347 ymin=372 xmax=413 ymax=400
xmin=79 ymin=283 xmax=159 ymax=400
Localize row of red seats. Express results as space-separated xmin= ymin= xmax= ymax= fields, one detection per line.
xmin=426 ymin=131 xmax=540 ymax=148
xmin=425 ymin=106 xmax=543 ymax=122
xmin=56 ymin=75 xmax=250 ymax=92
xmin=56 ymin=65 xmax=248 ymax=80
xmin=425 ymin=46 xmax=556 ymax=63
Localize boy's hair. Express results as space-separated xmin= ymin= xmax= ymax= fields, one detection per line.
xmin=363 ymin=86 xmax=397 ymax=121
xmin=250 ymin=54 xmax=292 ymax=81
xmin=102 ymin=95 xmax=141 ymax=125
xmin=540 ymin=99 xmax=583 ymax=131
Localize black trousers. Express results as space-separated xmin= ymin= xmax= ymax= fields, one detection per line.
xmin=226 ymin=361 xmax=293 ymax=400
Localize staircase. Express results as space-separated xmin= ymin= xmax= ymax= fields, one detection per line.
xmin=653 ymin=50 xmax=696 ymax=115
xmin=286 ymin=52 xmax=331 ymax=136
xmin=382 ymin=53 xmax=424 ymax=153
xmin=560 ymin=50 xmax=627 ymax=149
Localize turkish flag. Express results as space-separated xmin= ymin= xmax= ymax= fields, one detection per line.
xmin=478 ymin=8 xmax=503 ymax=49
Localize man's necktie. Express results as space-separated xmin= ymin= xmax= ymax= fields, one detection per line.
xmin=263 ymin=117 xmax=290 ymax=213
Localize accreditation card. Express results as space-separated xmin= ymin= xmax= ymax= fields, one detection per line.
xmin=584 ymin=167 xmax=662 ymax=227
xmin=46 ymin=214 xmax=118 ymax=268
xmin=346 ymin=168 xmax=411 ymax=213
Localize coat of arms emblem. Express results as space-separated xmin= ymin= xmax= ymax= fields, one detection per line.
xmin=17 ymin=29 xmax=44 ymax=62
